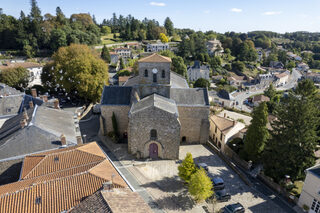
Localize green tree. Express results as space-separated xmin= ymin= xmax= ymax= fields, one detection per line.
xmin=209 ymin=56 xmax=222 ymax=69
xmin=50 ymin=29 xmax=67 ymax=50
xmin=159 ymin=33 xmax=169 ymax=43
xmin=42 ymin=44 xmax=109 ymax=102
xmin=263 ymin=79 xmax=320 ymax=182
xmin=243 ymin=102 xmax=269 ymax=162
xmin=172 ymin=56 xmax=187 ymax=77
xmin=0 ymin=67 xmax=29 ymax=90
xmin=264 ymin=84 xmax=276 ymax=99
xmin=232 ymin=61 xmax=245 ymax=73
xmin=117 ymin=69 xmax=131 ymax=76
xmin=101 ymin=45 xmax=111 ymax=63
xmin=119 ymin=57 xmax=125 ymax=70
xmin=178 ymin=153 xmax=197 ymax=183
xmin=101 ymin=26 xmax=111 ymax=35
xmin=194 ymin=78 xmax=210 ymax=88
xmin=188 ymin=168 xmax=213 ymax=202
xmin=286 ymin=61 xmax=296 ymax=70
xmin=164 ymin=17 xmax=174 ymax=36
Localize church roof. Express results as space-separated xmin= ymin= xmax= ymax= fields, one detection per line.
xmin=130 ymin=94 xmax=178 ymax=115
xmin=101 ymin=86 xmax=132 ymax=105
xmin=170 ymin=88 xmax=209 ymax=106
xmin=170 ymin=72 xmax=189 ymax=88
xmin=138 ymin=53 xmax=171 ymax=63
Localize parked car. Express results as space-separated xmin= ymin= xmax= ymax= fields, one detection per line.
xmin=221 ymin=203 xmax=245 ymax=213
xmin=215 ymin=189 xmax=231 ymax=202
xmin=208 ymin=174 xmax=225 ymax=190
xmin=196 ymin=163 xmax=208 ymax=172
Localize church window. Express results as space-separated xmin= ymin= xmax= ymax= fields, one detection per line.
xmin=144 ymin=69 xmax=148 ymax=77
xmin=162 ymin=70 xmax=165 ymax=78
xmin=153 ymin=73 xmax=157 ymax=83
xmin=150 ymin=129 xmax=157 ymax=140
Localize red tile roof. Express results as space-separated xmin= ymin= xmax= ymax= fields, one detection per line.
xmin=138 ymin=53 xmax=171 ymax=63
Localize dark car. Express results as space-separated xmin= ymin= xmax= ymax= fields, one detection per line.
xmin=196 ymin=163 xmax=209 ymax=172
xmin=221 ymin=203 xmax=245 ymax=213
xmin=208 ymin=174 xmax=225 ymax=190
xmin=215 ymin=189 xmax=231 ymax=202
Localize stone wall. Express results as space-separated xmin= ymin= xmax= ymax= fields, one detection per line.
xmin=136 ymin=84 xmax=170 ymax=99
xmin=128 ymin=106 xmax=180 ymax=159
xmin=138 ymin=62 xmax=171 ymax=85
xmin=100 ymin=105 xmax=130 ymax=137
xmin=178 ymin=106 xmax=209 ymax=144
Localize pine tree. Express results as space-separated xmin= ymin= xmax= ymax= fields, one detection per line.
xmin=178 ymin=153 xmax=197 ymax=183
xmin=164 ymin=17 xmax=174 ymax=36
xmin=263 ymin=79 xmax=320 ymax=182
xmin=119 ymin=57 xmax=125 ymax=70
xmin=101 ymin=45 xmax=111 ymax=63
xmin=243 ymin=102 xmax=269 ymax=162
xmin=188 ymin=168 xmax=213 ymax=202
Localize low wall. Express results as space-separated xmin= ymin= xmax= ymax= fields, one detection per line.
xmin=223 ymin=145 xmax=252 ymax=170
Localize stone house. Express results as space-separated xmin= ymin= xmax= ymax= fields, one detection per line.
xmin=227 ymin=74 xmax=247 ymax=87
xmin=114 ymin=47 xmax=131 ymax=58
xmin=274 ymin=71 xmax=290 ymax=86
xmin=100 ymin=53 xmax=210 ymax=159
xmin=146 ymin=43 xmax=170 ymax=52
xmin=304 ymin=72 xmax=320 ymax=83
xmin=209 ymin=114 xmax=245 ymax=152
xmin=110 ymin=51 xmax=119 ymax=64
xmin=298 ymin=164 xmax=320 ymax=213
xmin=207 ymin=39 xmax=224 ymax=56
xmin=252 ymin=94 xmax=270 ymax=107
xmin=187 ymin=61 xmax=210 ymax=82
xmin=297 ymin=62 xmax=309 ymax=72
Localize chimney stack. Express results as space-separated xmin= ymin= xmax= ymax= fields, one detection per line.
xmin=76 ymin=136 xmax=83 ymax=145
xmin=103 ymin=181 xmax=113 ymax=191
xmin=23 ymin=109 xmax=29 ymax=120
xmin=42 ymin=95 xmax=48 ymax=103
xmin=31 ymin=88 xmax=37 ymax=98
xmin=29 ymin=101 xmax=34 ymax=109
xmin=20 ymin=119 xmax=27 ymax=128
xmin=54 ymin=99 xmax=60 ymax=109
xmin=224 ymin=113 xmax=226 ymax=118
xmin=60 ymin=134 xmax=66 ymax=146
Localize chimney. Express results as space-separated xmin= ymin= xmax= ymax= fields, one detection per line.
xmin=20 ymin=119 xmax=27 ymax=128
xmin=103 ymin=181 xmax=113 ymax=191
xmin=29 ymin=101 xmax=34 ymax=109
xmin=31 ymin=88 xmax=37 ymax=98
xmin=60 ymin=134 xmax=66 ymax=146
xmin=76 ymin=136 xmax=83 ymax=145
xmin=224 ymin=113 xmax=226 ymax=118
xmin=42 ymin=95 xmax=48 ymax=103
xmin=54 ymin=99 xmax=60 ymax=109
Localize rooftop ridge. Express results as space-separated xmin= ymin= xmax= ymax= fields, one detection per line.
xmin=22 ymin=154 xmax=48 ymax=179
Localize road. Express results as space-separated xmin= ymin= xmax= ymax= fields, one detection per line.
xmin=232 ymin=69 xmax=302 ymax=112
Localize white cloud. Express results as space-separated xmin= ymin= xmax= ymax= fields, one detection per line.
xmin=263 ymin=11 xmax=282 ymax=16
xmin=230 ymin=8 xmax=242 ymax=13
xmin=204 ymin=10 xmax=211 ymax=14
xmin=149 ymin=2 xmax=166 ymax=7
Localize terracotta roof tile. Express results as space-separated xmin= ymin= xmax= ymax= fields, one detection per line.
xmin=138 ymin=53 xmax=171 ymax=63
xmin=20 ymin=156 xmax=45 ymax=179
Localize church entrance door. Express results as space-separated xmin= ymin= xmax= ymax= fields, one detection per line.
xmin=149 ymin=143 xmax=158 ymax=159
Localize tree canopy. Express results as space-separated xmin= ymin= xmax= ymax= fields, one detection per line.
xmin=188 ymin=168 xmax=213 ymax=202
xmin=194 ymin=78 xmax=210 ymax=88
xmin=0 ymin=67 xmax=29 ymax=90
xmin=178 ymin=152 xmax=197 ymax=183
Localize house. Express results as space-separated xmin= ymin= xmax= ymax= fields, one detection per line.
xmin=126 ymin=42 xmax=141 ymax=49
xmin=287 ymin=52 xmax=302 ymax=61
xmin=304 ymin=72 xmax=320 ymax=83
xmin=255 ymin=73 xmax=274 ymax=86
xmin=274 ymin=71 xmax=290 ymax=86
xmin=0 ymin=142 xmax=130 ymax=213
xmin=298 ymin=164 xmax=320 ymax=213
xmin=207 ymin=39 xmax=224 ymax=56
xmin=114 ymin=47 xmax=131 ymax=58
xmin=209 ymin=114 xmax=245 ymax=152
xmin=0 ymin=61 xmax=43 ymax=87
xmin=270 ymin=61 xmax=285 ymax=69
xmin=252 ymin=94 xmax=270 ymax=107
xmin=256 ymin=48 xmax=263 ymax=62
xmin=0 ymin=101 xmax=80 ymax=161
xmin=208 ymin=90 xmax=235 ymax=108
xmin=212 ymin=75 xmax=224 ymax=83
xmin=227 ymin=73 xmax=247 ymax=87
xmin=146 ymin=42 xmax=169 ymax=52
xmin=187 ymin=61 xmax=210 ymax=82
xmin=297 ymin=62 xmax=310 ymax=72
xmin=100 ymin=54 xmax=210 ymax=160
xmin=110 ymin=51 xmax=119 ymax=64
xmin=118 ymin=76 xmax=130 ymax=86
xmin=71 ymin=188 xmax=152 ymax=213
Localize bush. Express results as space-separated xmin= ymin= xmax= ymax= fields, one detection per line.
xmin=117 ymin=69 xmax=131 ymax=76
xmin=107 ymin=131 xmax=119 ymax=142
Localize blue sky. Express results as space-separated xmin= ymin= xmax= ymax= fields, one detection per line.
xmin=2 ymin=0 xmax=320 ymax=33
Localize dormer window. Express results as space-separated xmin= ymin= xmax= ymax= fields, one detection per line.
xmin=144 ymin=69 xmax=148 ymax=77
xmin=162 ymin=70 xmax=165 ymax=78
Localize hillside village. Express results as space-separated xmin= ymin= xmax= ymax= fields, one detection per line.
xmin=0 ymin=1 xmax=320 ymax=213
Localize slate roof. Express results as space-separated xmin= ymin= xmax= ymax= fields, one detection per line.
xmin=0 ymin=142 xmax=128 ymax=213
xmin=101 ymin=86 xmax=132 ymax=105
xmin=0 ymin=83 xmax=22 ymax=96
xmin=123 ymin=76 xmax=140 ymax=86
xmin=170 ymin=72 xmax=189 ymax=88
xmin=170 ymin=88 xmax=209 ymax=106
xmin=0 ymin=105 xmax=77 ymax=161
xmin=308 ymin=164 xmax=320 ymax=178
xmin=130 ymin=94 xmax=178 ymax=115
xmin=138 ymin=53 xmax=171 ymax=63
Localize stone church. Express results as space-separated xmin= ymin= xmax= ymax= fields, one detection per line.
xmin=100 ymin=54 xmax=210 ymax=159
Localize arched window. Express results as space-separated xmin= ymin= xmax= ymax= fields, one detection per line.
xmin=153 ymin=73 xmax=157 ymax=83
xmin=144 ymin=69 xmax=148 ymax=77
xmin=182 ymin=136 xmax=186 ymax=143
xmin=150 ymin=129 xmax=157 ymax=140
xmin=162 ymin=70 xmax=165 ymax=78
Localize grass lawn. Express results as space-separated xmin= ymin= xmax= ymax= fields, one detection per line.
xmin=101 ymin=33 xmax=121 ymax=45
xmin=311 ymin=69 xmax=320 ymax=73
xmin=289 ymin=181 xmax=304 ymax=197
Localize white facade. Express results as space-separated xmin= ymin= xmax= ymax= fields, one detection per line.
xmin=115 ymin=48 xmax=131 ymax=58
xmin=298 ymin=165 xmax=320 ymax=213
xmin=28 ymin=66 xmax=43 ymax=87
xmin=146 ymin=43 xmax=169 ymax=52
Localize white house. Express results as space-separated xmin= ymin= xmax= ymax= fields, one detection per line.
xmin=187 ymin=61 xmax=210 ymax=82
xmin=114 ymin=47 xmax=131 ymax=58
xmin=209 ymin=114 xmax=245 ymax=152
xmin=298 ymin=164 xmax=320 ymax=213
xmin=146 ymin=43 xmax=169 ymax=52
xmin=274 ymin=71 xmax=290 ymax=86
